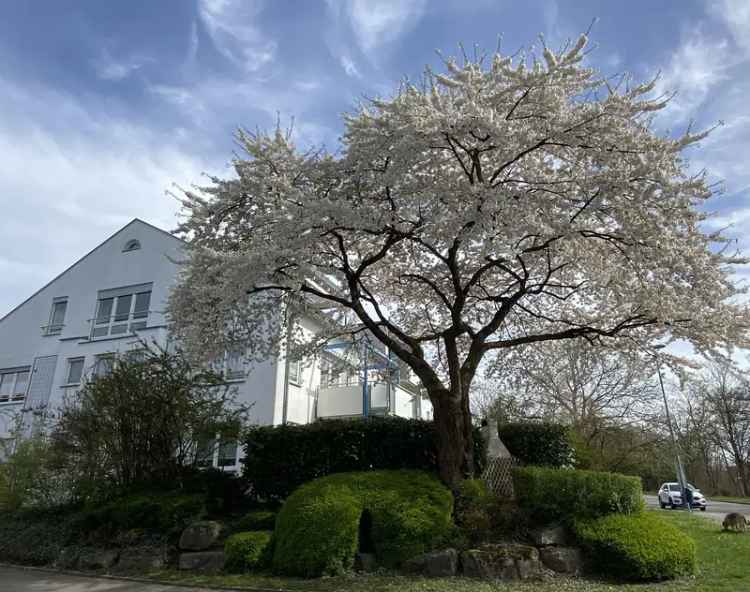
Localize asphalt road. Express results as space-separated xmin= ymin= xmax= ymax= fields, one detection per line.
xmin=0 ymin=566 xmax=217 ymax=592
xmin=644 ymin=494 xmax=750 ymax=522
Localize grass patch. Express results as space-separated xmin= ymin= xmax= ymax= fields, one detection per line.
xmin=148 ymin=511 xmax=750 ymax=591
xmin=710 ymin=496 xmax=750 ymax=506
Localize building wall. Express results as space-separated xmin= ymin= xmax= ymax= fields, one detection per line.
xmin=0 ymin=219 xmax=427 ymax=441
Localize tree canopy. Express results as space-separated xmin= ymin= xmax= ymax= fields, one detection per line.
xmin=169 ymin=34 xmax=749 ymax=485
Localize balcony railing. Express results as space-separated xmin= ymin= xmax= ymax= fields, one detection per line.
xmin=88 ymin=310 xmax=153 ymax=339
xmin=316 ymin=380 xmax=418 ymax=419
xmin=40 ymin=323 xmax=65 ymax=336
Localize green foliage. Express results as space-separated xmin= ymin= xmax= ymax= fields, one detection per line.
xmin=272 ymin=470 xmax=453 ymax=577
xmin=513 ymin=467 xmax=643 ymax=522
xmin=0 ymin=510 xmax=75 ymax=566
xmin=224 ymin=531 xmax=273 ymax=572
xmin=52 ymin=344 xmax=250 ymax=501
xmin=499 ymin=422 xmax=575 ymax=468
xmin=72 ymin=492 xmax=206 ymax=534
xmin=0 ymin=417 xmax=77 ymax=511
xmin=242 ymin=417 xmax=486 ymax=500
xmin=573 ymin=512 xmax=697 ymax=581
xmin=453 ymin=479 xmax=525 ymax=545
xmin=233 ymin=510 xmax=277 ymax=532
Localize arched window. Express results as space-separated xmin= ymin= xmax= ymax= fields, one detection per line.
xmin=122 ymin=239 xmax=141 ymax=252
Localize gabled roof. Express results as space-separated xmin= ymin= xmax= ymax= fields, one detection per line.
xmin=0 ymin=218 xmax=184 ymax=323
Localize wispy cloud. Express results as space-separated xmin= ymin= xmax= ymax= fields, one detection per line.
xmin=340 ymin=55 xmax=362 ymax=78
xmin=325 ymin=0 xmax=426 ymax=77
xmin=198 ymin=0 xmax=275 ymax=72
xmin=711 ymin=0 xmax=750 ymax=54
xmin=655 ymin=31 xmax=736 ymax=124
xmin=92 ymin=49 xmax=151 ymax=81
xmin=0 ymin=75 xmax=207 ymax=315
xmin=346 ymin=0 xmax=427 ymax=54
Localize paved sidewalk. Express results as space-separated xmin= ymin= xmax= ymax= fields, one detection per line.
xmin=0 ymin=566 xmax=220 ymax=592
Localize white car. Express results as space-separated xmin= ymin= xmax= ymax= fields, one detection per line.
xmin=658 ymin=482 xmax=707 ymax=511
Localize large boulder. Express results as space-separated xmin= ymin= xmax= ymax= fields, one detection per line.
xmin=530 ymin=525 xmax=568 ymax=546
xmin=461 ymin=544 xmax=542 ymax=580
xmin=539 ymin=546 xmax=584 ymax=575
xmin=178 ymin=551 xmax=226 ymax=572
xmin=179 ymin=521 xmax=223 ymax=551
xmin=78 ymin=548 xmax=120 ymax=570
xmin=115 ymin=547 xmax=166 ymax=572
xmin=403 ymin=548 xmax=458 ymax=577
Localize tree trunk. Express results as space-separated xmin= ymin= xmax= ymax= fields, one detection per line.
xmin=430 ymin=388 xmax=475 ymax=489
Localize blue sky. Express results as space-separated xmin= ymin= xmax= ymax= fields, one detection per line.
xmin=1 ymin=0 xmax=749 ymax=316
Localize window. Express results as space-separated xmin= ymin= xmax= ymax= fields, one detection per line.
xmin=225 ymin=349 xmax=245 ymax=380
xmin=288 ymin=359 xmax=302 ymax=385
xmin=0 ymin=368 xmax=30 ymax=403
xmin=218 ymin=439 xmax=238 ymax=467
xmin=195 ymin=436 xmax=215 ymax=468
xmin=195 ymin=434 xmax=239 ymax=470
xmin=93 ymin=355 xmax=114 ymax=378
xmin=91 ymin=284 xmax=152 ymax=338
xmin=122 ymin=239 xmax=141 ymax=252
xmin=66 ymin=358 xmax=85 ymax=385
xmin=45 ymin=297 xmax=67 ymax=335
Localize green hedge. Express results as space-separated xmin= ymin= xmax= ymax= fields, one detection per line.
xmin=272 ymin=470 xmax=453 ymax=577
xmin=499 ymin=422 xmax=575 ymax=468
xmin=513 ymin=467 xmax=643 ymax=522
xmin=242 ymin=417 xmax=486 ymax=500
xmin=232 ymin=510 xmax=277 ymax=532
xmin=573 ymin=513 xmax=696 ymax=581
xmin=72 ymin=492 xmax=206 ymax=534
xmin=224 ymin=531 xmax=273 ymax=572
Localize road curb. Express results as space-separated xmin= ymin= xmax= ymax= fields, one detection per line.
xmin=0 ymin=563 xmax=301 ymax=592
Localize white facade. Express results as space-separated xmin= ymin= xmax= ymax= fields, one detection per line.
xmin=0 ymin=219 xmax=432 ymax=466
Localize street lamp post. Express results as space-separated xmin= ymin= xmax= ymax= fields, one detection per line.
xmin=653 ymin=346 xmax=691 ymax=513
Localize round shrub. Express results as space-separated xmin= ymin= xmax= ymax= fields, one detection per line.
xmin=272 ymin=470 xmax=453 ymax=577
xmin=513 ymin=467 xmax=643 ymax=522
xmin=224 ymin=530 xmax=273 ymax=572
xmin=233 ymin=510 xmax=277 ymax=532
xmin=573 ymin=513 xmax=697 ymax=581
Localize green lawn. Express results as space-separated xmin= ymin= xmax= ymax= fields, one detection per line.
xmin=150 ymin=512 xmax=750 ymax=592
xmin=711 ymin=496 xmax=750 ymax=505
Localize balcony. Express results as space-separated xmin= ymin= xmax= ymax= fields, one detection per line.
xmin=316 ymin=380 xmax=419 ymax=419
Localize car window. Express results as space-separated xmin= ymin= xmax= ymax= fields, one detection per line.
xmin=669 ymin=484 xmax=681 ymax=492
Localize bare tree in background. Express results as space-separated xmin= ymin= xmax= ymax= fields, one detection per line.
xmin=486 ymin=340 xmax=660 ymax=440
xmin=687 ymin=362 xmax=750 ymax=496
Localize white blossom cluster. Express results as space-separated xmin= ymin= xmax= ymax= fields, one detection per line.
xmin=169 ymin=34 xmax=750 ymax=398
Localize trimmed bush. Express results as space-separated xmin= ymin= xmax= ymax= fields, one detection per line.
xmin=499 ymin=422 xmax=575 ymax=468
xmin=224 ymin=530 xmax=273 ymax=572
xmin=573 ymin=513 xmax=696 ymax=581
xmin=513 ymin=467 xmax=643 ymax=522
xmin=233 ymin=510 xmax=277 ymax=532
xmin=242 ymin=417 xmax=487 ymax=500
xmin=272 ymin=470 xmax=453 ymax=577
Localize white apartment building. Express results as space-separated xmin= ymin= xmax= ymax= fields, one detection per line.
xmin=0 ymin=219 xmax=431 ymax=468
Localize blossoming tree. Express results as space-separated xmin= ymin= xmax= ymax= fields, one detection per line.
xmin=169 ymin=35 xmax=749 ymax=487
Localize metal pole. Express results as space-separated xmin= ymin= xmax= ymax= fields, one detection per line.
xmin=361 ymin=338 xmax=369 ymax=418
xmin=656 ymin=359 xmax=691 ymax=512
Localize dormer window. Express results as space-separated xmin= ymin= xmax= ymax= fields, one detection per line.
xmin=122 ymin=239 xmax=141 ymax=252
